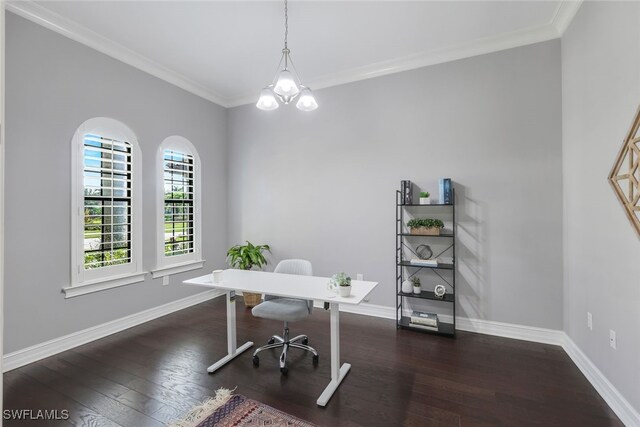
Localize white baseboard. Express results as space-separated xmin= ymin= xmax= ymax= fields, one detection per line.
xmin=2 ymin=289 xmax=224 ymax=372
xmin=455 ymin=316 xmax=566 ymax=346
xmin=328 ymin=301 xmax=397 ymax=319
xmin=315 ymin=302 xmax=564 ymax=345
xmin=562 ymin=335 xmax=640 ymax=427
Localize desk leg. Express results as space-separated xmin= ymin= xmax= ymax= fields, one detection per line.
xmin=317 ymin=302 xmax=351 ymax=406
xmin=207 ymin=290 xmax=253 ymax=373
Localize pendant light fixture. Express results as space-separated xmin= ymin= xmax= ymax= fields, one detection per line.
xmin=256 ymin=0 xmax=318 ymax=111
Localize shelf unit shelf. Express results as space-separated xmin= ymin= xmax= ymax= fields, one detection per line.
xmin=397 ymin=291 xmax=455 ymax=303
xmin=397 ymin=232 xmax=454 ymax=238
xmin=396 ymin=186 xmax=456 ymax=337
xmin=397 ymin=261 xmax=454 ymax=270
xmin=398 ymin=203 xmax=453 ymax=207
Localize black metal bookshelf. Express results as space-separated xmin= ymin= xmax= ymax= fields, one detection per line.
xmin=396 ymin=188 xmax=456 ymax=337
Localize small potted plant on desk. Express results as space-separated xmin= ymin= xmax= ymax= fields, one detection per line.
xmin=419 ymin=191 xmax=431 ymax=205
xmin=329 ymin=272 xmax=352 ymax=297
xmin=407 ymin=218 xmax=445 ymax=236
xmin=226 ymin=241 xmax=271 ymax=308
xmin=411 ymin=277 xmax=421 ymax=295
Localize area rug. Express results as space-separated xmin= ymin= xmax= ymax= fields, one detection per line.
xmin=169 ymin=388 xmax=317 ymax=427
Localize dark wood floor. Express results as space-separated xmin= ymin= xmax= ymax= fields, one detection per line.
xmin=4 ymin=297 xmax=622 ymax=426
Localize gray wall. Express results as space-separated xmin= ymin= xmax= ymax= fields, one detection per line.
xmin=227 ymin=40 xmax=563 ymax=329
xmin=562 ymin=1 xmax=640 ymax=413
xmin=4 ymin=13 xmax=228 ymax=353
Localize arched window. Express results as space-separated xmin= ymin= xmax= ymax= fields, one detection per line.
xmin=151 ymin=136 xmax=203 ymax=279
xmin=65 ymin=118 xmax=144 ymax=298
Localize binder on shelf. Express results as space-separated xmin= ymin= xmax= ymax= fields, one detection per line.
xmin=401 ymin=180 xmax=413 ymax=205
xmin=438 ymin=178 xmax=452 ymax=204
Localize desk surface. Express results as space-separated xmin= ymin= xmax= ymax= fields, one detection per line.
xmin=184 ymin=269 xmax=378 ymax=305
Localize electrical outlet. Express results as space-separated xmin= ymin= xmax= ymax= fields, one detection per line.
xmin=610 ymin=330 xmax=617 ymax=350
xmin=587 ymin=312 xmax=592 ymax=330
xmin=162 ymin=276 xmax=170 ymax=286
xmin=356 ymin=273 xmax=363 ymax=281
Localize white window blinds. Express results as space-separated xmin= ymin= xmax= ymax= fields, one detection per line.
xmin=83 ymin=134 xmax=132 ymax=269
xmin=163 ymin=150 xmax=195 ymax=257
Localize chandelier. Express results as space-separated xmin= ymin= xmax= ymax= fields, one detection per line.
xmin=256 ymin=0 xmax=318 ymax=111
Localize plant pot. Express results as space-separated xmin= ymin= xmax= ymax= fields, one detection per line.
xmin=243 ymin=292 xmax=262 ymax=308
xmin=401 ymin=280 xmax=413 ymax=294
xmin=419 ymin=197 xmax=431 ymax=205
xmin=338 ymin=285 xmax=352 ymax=297
xmin=410 ymin=227 xmax=441 ymax=236
xmin=413 ymin=286 xmax=421 ymax=295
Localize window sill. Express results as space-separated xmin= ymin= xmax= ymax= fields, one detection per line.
xmin=62 ymin=272 xmax=147 ymax=299
xmin=150 ymin=259 xmax=205 ymax=279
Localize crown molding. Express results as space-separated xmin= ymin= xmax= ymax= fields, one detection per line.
xmin=551 ymin=0 xmax=584 ymax=36
xmin=5 ymin=0 xmax=230 ymax=107
xmin=6 ymin=0 xmax=581 ymax=110
xmin=229 ymin=19 xmax=563 ymax=108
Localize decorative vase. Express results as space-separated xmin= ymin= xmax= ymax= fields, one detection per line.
xmin=339 ymin=285 xmax=351 ymax=297
xmin=401 ymin=280 xmax=413 ymax=294
xmin=419 ymin=197 xmax=431 ymax=205
xmin=413 ymin=286 xmax=421 ymax=295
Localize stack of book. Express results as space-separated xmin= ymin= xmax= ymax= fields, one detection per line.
xmin=410 ymin=311 xmax=439 ymax=331
xmin=409 ymin=258 xmax=438 ymax=267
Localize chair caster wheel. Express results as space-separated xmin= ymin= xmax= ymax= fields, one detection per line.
xmin=253 ymin=356 xmax=259 ymax=367
xmin=302 ymin=338 xmax=309 ymax=345
xmin=280 ymin=367 xmax=288 ymax=376
xmin=312 ymin=355 xmax=319 ymax=365
xmin=268 ymin=338 xmax=276 ymax=344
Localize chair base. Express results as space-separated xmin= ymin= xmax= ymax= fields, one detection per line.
xmin=252 ymin=322 xmax=318 ymax=375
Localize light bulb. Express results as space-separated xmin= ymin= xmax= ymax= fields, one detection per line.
xmin=256 ymin=87 xmax=279 ymax=111
xmin=296 ymin=87 xmax=318 ymax=111
xmin=273 ymin=70 xmax=300 ymax=98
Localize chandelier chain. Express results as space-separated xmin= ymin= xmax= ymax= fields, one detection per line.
xmin=284 ymin=0 xmax=288 ymax=49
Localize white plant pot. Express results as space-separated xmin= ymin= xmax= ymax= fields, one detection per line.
xmin=401 ymin=280 xmax=413 ymax=294
xmin=339 ymin=285 xmax=352 ymax=297
xmin=413 ymin=286 xmax=421 ymax=295
xmin=420 ymin=197 xmax=431 ymax=205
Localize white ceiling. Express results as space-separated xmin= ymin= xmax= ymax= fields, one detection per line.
xmin=9 ymin=1 xmax=580 ymax=107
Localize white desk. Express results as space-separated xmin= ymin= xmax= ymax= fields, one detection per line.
xmin=183 ymin=269 xmax=378 ymax=406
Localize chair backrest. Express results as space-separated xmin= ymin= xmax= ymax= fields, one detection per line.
xmin=267 ymin=259 xmax=314 ymax=313
xmin=274 ymin=259 xmax=313 ymax=276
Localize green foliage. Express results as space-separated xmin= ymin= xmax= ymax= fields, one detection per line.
xmin=226 ymin=241 xmax=271 ymax=270
xmin=330 ymin=272 xmax=352 ymax=287
xmin=411 ymin=276 xmax=421 ymax=286
xmin=406 ymin=218 xmax=445 ymax=229
xmin=84 ymin=249 xmax=128 ymax=269
xmin=420 ymin=191 xmax=430 ymax=198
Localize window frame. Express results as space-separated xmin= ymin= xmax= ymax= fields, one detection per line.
xmin=64 ymin=117 xmax=145 ymax=298
xmin=151 ymin=136 xmax=203 ymax=279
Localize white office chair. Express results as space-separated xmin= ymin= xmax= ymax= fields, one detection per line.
xmin=251 ymin=259 xmax=319 ymax=375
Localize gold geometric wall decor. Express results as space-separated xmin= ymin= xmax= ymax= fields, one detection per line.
xmin=609 ymin=104 xmax=640 ymax=238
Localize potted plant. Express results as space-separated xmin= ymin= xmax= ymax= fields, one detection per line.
xmin=226 ymin=241 xmax=271 ymax=308
xmin=419 ymin=191 xmax=431 ymax=205
xmin=411 ymin=277 xmax=421 ymax=294
xmin=328 ymin=272 xmax=352 ymax=297
xmin=407 ymin=218 xmax=445 ymax=236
